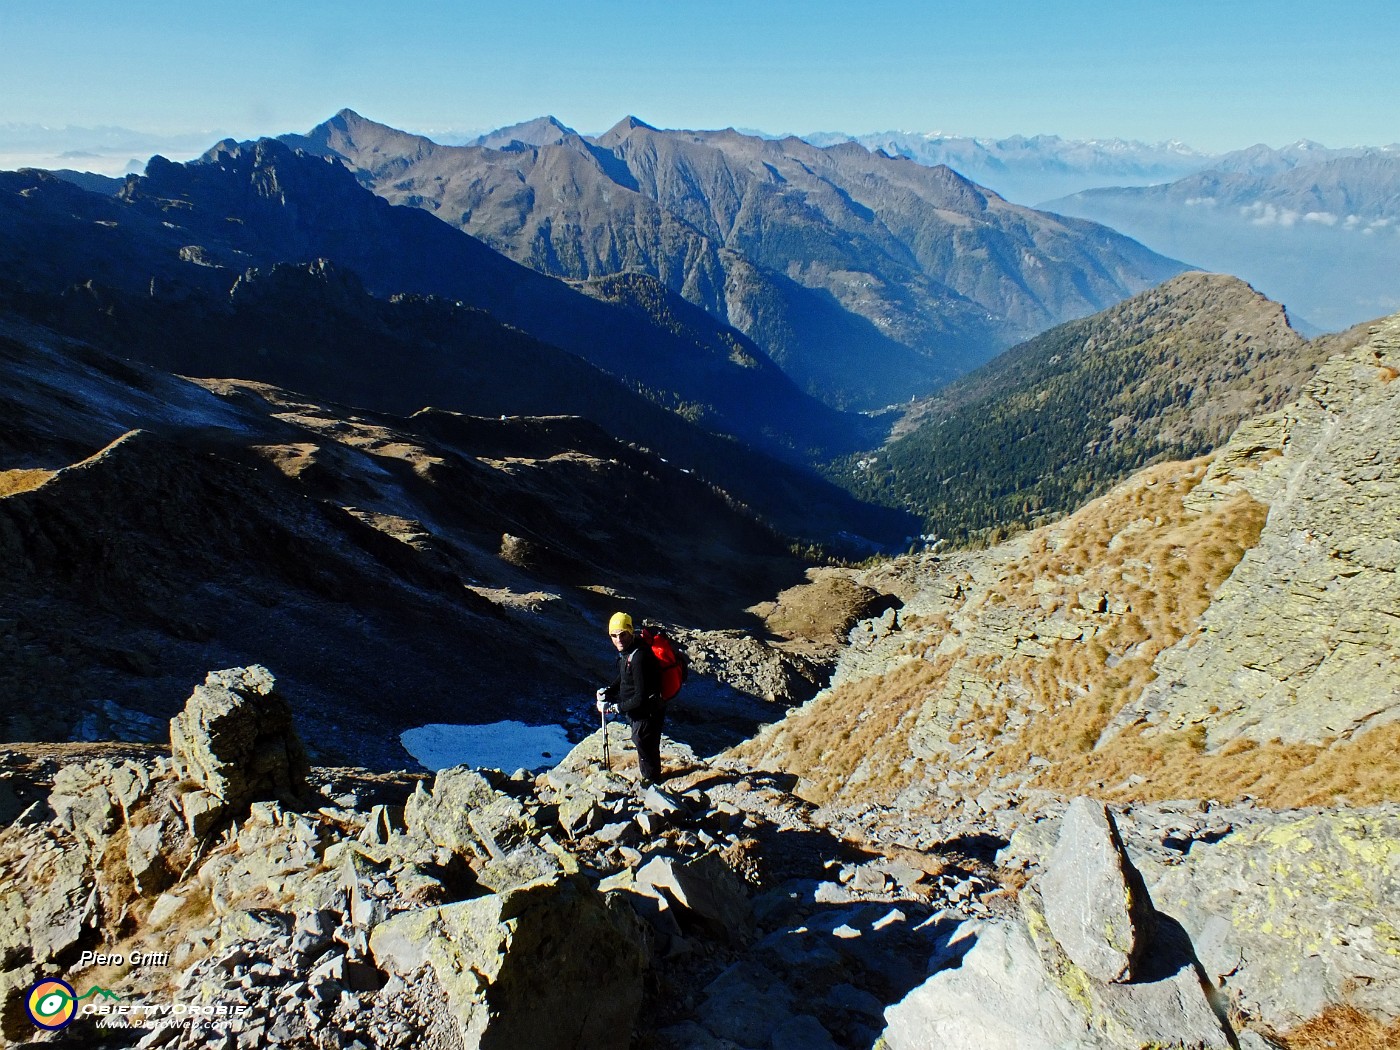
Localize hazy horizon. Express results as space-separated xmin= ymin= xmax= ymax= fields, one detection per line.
xmin=3 ymin=0 xmax=1395 ymax=169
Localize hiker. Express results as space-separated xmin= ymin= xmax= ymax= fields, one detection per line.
xmin=596 ymin=611 xmax=666 ymax=786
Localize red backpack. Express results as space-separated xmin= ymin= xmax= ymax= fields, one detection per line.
xmin=639 ymin=626 xmax=687 ymax=701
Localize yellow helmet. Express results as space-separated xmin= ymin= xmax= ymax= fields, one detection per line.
xmin=608 ymin=611 xmax=633 ymax=634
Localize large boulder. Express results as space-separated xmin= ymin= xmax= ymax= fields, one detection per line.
xmin=1039 ymin=797 xmax=1155 ymax=983
xmin=169 ymin=665 xmax=309 ymax=812
xmin=882 ymin=907 xmax=1235 ymax=1050
xmin=47 ymin=761 xmax=120 ymax=848
xmin=881 ymin=920 xmax=1088 ymax=1050
xmin=403 ymin=765 xmax=501 ymax=857
xmin=635 ymin=852 xmax=751 ymax=941
xmin=370 ymin=875 xmax=648 ymax=1049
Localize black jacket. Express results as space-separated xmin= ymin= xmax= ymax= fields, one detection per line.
xmin=605 ymin=638 xmax=661 ymax=717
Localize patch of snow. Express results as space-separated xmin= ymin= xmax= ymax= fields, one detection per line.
xmin=400 ymin=720 xmax=573 ymax=772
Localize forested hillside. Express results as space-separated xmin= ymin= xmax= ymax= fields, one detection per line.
xmin=834 ymin=273 xmax=1354 ymax=545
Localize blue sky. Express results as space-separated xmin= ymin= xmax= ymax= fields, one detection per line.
xmin=3 ymin=0 xmax=1396 ymax=152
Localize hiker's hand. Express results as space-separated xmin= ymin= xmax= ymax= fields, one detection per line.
xmin=596 ymin=687 xmax=608 ymax=703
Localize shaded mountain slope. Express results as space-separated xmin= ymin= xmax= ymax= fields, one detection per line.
xmin=0 ymin=311 xmax=817 ymax=763
xmin=0 ymin=265 xmax=908 ymax=551
xmin=285 ymin=110 xmax=1185 ymax=408
xmin=835 ymin=273 xmax=1334 ymax=544
xmin=0 ymin=145 xmax=867 ymax=464
xmin=0 ymin=165 xmax=910 ymax=549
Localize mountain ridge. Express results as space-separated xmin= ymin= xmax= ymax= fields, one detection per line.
xmin=0 ymin=144 xmax=899 ymax=539
xmin=283 ymin=109 xmax=1186 ymax=408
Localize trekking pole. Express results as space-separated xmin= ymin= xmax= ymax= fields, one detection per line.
xmin=601 ymin=703 xmax=611 ymax=772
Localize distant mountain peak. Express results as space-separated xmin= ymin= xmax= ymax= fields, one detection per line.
xmin=603 ymin=115 xmax=658 ymax=137
xmin=280 ymin=110 xmax=435 ymax=164
xmin=472 ymin=115 xmax=580 ymax=150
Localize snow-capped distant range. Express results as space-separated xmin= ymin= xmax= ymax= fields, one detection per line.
xmin=400 ymin=721 xmax=574 ymax=773
xmin=802 ymin=130 xmax=1215 ymax=203
xmin=801 ymin=132 xmax=1400 ymax=205
xmin=7 ymin=118 xmax=1394 ymax=209
xmin=1043 ymin=146 xmax=1400 ymax=332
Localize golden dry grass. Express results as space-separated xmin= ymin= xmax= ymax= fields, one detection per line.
xmin=736 ymin=656 xmax=951 ymax=803
xmin=1273 ymin=1004 xmax=1400 ymax=1050
xmin=1042 ymin=722 xmax=1400 ymax=807
xmin=959 ymin=464 xmax=1267 ymax=793
xmin=0 ymin=468 xmax=54 ymax=496
xmin=743 ymin=452 xmax=1397 ymax=811
xmin=757 ymin=570 xmax=893 ymax=644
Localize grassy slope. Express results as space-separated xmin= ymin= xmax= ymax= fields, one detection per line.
xmin=739 ymin=455 xmax=1400 ymax=810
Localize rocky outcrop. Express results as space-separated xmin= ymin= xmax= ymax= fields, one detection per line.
xmin=169 ymin=665 xmax=310 ymax=818
xmin=678 ymin=627 xmax=833 ymax=707
xmin=884 ymin=903 xmax=1234 ymax=1050
xmin=1106 ymin=313 xmax=1400 ymax=749
xmin=1144 ymin=805 xmax=1400 ymax=1029
xmin=370 ymin=877 xmax=647 ymax=1050
xmin=0 ymin=669 xmax=973 ymax=1049
xmin=884 ymin=797 xmax=1234 ymax=1049
xmin=0 ymin=749 xmax=201 ymax=1042
xmin=997 ymin=797 xmax=1400 ymax=1044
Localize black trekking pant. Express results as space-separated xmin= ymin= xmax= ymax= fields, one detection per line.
xmin=628 ymin=707 xmax=665 ymax=783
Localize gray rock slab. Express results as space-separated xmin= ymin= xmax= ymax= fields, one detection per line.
xmin=884 ymin=907 xmax=1235 ymax=1050
xmin=370 ymin=875 xmax=647 ymax=1050
xmin=181 ymin=787 xmax=226 ymax=838
xmin=642 ymin=786 xmax=684 ymax=817
xmin=557 ymin=792 xmax=604 ymax=838
xmin=1040 ymin=797 xmax=1153 ymax=983
xmin=636 ymin=853 xmax=750 ymax=940
xmin=126 ymin=817 xmax=175 ymax=896
xmin=403 ymin=765 xmax=501 ymax=859
xmin=476 ymin=842 xmax=564 ymax=894
xmin=467 ymin=795 xmax=535 ymax=859
xmin=882 ymin=920 xmax=1090 ymax=1050
xmin=1148 ymin=805 xmax=1400 ymax=1029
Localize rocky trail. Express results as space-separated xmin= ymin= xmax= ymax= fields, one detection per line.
xmin=5 ymin=661 xmax=1393 ymax=1049
xmin=0 ymin=667 xmax=1003 ymax=1050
